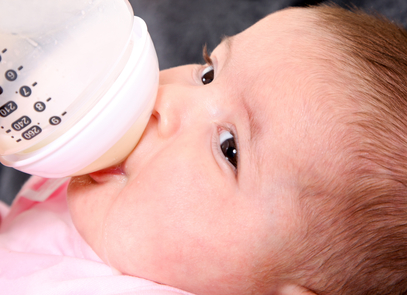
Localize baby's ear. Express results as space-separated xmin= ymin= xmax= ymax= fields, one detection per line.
xmin=277 ymin=284 xmax=317 ymax=295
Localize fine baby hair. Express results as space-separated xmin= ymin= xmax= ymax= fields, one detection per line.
xmin=268 ymin=4 xmax=407 ymax=295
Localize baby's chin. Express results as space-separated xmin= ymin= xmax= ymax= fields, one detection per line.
xmin=67 ymin=174 xmax=123 ymax=265
xmin=66 ymin=175 xmax=94 ymax=205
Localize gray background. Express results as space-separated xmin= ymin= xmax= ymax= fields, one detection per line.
xmin=1 ymin=0 xmax=407 ymax=205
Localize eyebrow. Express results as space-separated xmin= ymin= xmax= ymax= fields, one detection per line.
xmin=220 ymin=35 xmax=233 ymax=65
xmin=221 ymin=35 xmax=232 ymax=50
xmin=243 ymin=94 xmax=263 ymax=142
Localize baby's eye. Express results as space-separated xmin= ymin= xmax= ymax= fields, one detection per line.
xmin=220 ymin=130 xmax=238 ymax=169
xmin=201 ymin=65 xmax=214 ymax=85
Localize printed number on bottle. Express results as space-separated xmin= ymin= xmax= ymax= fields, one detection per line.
xmin=0 ymin=101 xmax=17 ymax=117
xmin=12 ymin=116 xmax=31 ymax=131
xmin=22 ymin=125 xmax=42 ymax=140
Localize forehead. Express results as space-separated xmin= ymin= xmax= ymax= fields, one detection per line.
xmin=225 ymin=8 xmax=323 ymax=123
xmin=235 ymin=8 xmax=317 ymax=55
xmin=217 ymin=8 xmax=341 ymax=194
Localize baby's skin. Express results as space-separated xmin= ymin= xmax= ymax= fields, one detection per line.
xmin=67 ymin=7 xmax=340 ymax=295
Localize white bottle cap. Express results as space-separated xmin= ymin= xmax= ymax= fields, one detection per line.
xmin=0 ymin=0 xmax=159 ymax=177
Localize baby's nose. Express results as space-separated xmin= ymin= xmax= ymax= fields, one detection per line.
xmin=153 ymin=85 xmax=183 ymax=138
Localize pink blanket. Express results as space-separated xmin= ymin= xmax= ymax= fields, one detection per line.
xmin=0 ymin=176 xmax=193 ymax=295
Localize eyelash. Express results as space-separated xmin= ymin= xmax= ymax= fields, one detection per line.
xmin=202 ymin=44 xmax=213 ymax=65
xmin=201 ymin=45 xmax=214 ymax=85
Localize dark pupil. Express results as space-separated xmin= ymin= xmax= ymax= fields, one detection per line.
xmin=221 ymin=138 xmax=237 ymax=168
xmin=202 ymin=69 xmax=214 ymax=84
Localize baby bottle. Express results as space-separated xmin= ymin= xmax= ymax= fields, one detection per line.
xmin=0 ymin=0 xmax=159 ymax=178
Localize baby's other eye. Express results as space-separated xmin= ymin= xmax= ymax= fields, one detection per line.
xmin=201 ymin=65 xmax=214 ymax=85
xmin=220 ymin=130 xmax=238 ymax=169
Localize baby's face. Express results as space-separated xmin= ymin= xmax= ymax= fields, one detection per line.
xmin=68 ymin=8 xmax=335 ymax=295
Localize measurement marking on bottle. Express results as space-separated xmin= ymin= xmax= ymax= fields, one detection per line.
xmin=47 ymin=97 xmax=52 ymax=102
xmin=12 ymin=115 xmax=31 ymax=131
xmin=2 ymin=49 xmax=7 ymax=53
xmin=32 ymin=82 xmax=37 ymax=87
xmin=49 ymin=116 xmax=61 ymax=126
xmin=0 ymin=101 xmax=18 ymax=117
xmin=16 ymin=139 xmax=21 ymax=142
xmin=34 ymin=101 xmax=46 ymax=112
xmin=22 ymin=125 xmax=42 ymax=140
xmin=62 ymin=111 xmax=67 ymax=116
xmin=18 ymin=66 xmax=23 ymax=71
xmin=19 ymin=86 xmax=31 ymax=97
xmin=5 ymin=69 xmax=17 ymax=81
xmin=6 ymin=129 xmax=11 ymax=133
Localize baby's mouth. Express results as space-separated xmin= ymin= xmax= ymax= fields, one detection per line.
xmin=89 ymin=165 xmax=125 ymax=183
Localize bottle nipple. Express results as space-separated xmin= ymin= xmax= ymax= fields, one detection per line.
xmin=72 ymin=108 xmax=151 ymax=176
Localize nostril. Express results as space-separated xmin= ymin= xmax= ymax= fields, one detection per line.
xmin=151 ymin=86 xmax=182 ymax=138
xmin=151 ymin=109 xmax=160 ymax=123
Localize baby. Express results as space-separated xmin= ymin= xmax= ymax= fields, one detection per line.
xmin=1 ymin=4 xmax=407 ymax=295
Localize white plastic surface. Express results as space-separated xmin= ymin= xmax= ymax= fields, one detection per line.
xmin=0 ymin=1 xmax=159 ymax=177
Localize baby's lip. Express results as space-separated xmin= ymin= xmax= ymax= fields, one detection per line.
xmin=89 ymin=165 xmax=125 ymax=183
